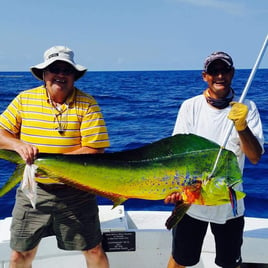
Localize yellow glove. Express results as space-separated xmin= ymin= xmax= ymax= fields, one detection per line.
xmin=228 ymin=102 xmax=248 ymax=131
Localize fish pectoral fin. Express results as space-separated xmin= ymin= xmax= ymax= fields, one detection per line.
xmin=165 ymin=201 xmax=191 ymax=230
xmin=228 ymin=186 xmax=240 ymax=216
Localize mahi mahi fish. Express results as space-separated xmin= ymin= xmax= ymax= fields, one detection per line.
xmin=0 ymin=134 xmax=244 ymax=229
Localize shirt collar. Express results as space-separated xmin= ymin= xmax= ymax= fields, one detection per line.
xmin=43 ymin=85 xmax=76 ymax=107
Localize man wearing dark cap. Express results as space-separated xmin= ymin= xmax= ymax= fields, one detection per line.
xmin=0 ymin=46 xmax=110 ymax=267
xmin=165 ymin=51 xmax=264 ymax=268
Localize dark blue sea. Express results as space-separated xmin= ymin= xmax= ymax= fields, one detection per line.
xmin=0 ymin=70 xmax=267 ymax=220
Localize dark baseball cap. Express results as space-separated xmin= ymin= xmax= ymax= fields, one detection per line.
xmin=203 ymin=51 xmax=233 ymax=72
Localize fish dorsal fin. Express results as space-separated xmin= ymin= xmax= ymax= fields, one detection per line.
xmin=110 ymin=197 xmax=128 ymax=208
xmin=38 ymin=171 xmax=130 ymax=208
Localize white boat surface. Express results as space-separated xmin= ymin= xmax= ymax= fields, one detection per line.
xmin=1 ymin=205 xmax=268 ymax=268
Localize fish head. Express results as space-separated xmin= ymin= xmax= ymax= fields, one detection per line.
xmin=200 ymin=174 xmax=245 ymax=205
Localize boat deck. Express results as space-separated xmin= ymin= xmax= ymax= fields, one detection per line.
xmin=1 ymin=205 xmax=268 ymax=268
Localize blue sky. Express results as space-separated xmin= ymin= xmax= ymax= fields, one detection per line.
xmin=0 ymin=0 xmax=267 ymax=71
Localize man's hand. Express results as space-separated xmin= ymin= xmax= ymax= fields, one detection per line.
xmin=228 ymin=102 xmax=248 ymax=131
xmin=164 ymin=192 xmax=182 ymax=204
xmin=15 ymin=143 xmax=39 ymax=165
xmin=0 ymin=129 xmax=38 ymax=164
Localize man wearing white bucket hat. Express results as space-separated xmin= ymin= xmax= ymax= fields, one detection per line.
xmin=31 ymin=46 xmax=87 ymax=81
xmin=0 ymin=46 xmax=110 ymax=267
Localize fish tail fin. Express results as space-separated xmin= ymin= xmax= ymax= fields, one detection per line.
xmin=228 ymin=186 xmax=238 ymax=216
xmin=165 ymin=201 xmax=191 ymax=230
xmin=0 ymin=164 xmax=25 ymax=197
xmin=0 ymin=149 xmax=23 ymax=164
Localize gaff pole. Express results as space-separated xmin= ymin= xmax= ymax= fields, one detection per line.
xmin=208 ymin=34 xmax=268 ymax=179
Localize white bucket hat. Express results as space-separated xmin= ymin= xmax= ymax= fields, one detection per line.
xmin=30 ymin=46 xmax=87 ymax=81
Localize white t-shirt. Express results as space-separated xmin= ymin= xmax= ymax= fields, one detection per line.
xmin=172 ymin=94 xmax=264 ymax=223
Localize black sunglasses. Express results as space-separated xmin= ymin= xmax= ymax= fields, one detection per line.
xmin=207 ymin=67 xmax=232 ymax=76
xmin=46 ymin=66 xmax=75 ymax=75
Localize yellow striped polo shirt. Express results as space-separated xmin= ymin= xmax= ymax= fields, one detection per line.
xmin=0 ymin=85 xmax=110 ymax=183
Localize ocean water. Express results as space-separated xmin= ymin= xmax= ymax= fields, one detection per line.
xmin=0 ymin=70 xmax=267 ymax=220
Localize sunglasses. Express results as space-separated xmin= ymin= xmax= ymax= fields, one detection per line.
xmin=207 ymin=67 xmax=232 ymax=76
xmin=46 ymin=66 xmax=75 ymax=75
